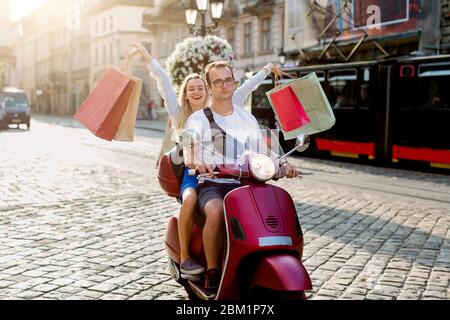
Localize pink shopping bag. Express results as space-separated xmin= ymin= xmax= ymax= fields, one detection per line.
xmin=268 ymin=85 xmax=311 ymax=132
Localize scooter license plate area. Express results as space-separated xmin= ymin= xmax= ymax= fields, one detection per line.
xmin=258 ymin=236 xmax=293 ymax=247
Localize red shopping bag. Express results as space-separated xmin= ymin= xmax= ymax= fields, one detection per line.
xmin=268 ymin=85 xmax=311 ymax=132
xmin=74 ymin=68 xmax=136 ymax=141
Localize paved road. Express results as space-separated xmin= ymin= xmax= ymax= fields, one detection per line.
xmin=0 ymin=116 xmax=449 ymax=300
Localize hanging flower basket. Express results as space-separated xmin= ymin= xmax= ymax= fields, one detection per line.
xmin=166 ymin=35 xmax=234 ymax=87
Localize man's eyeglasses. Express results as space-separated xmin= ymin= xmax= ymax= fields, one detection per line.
xmin=211 ymin=78 xmax=236 ymax=88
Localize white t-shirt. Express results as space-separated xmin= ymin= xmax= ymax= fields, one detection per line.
xmin=184 ymin=105 xmax=262 ymax=166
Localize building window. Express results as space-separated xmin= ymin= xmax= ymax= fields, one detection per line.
xmin=261 ymin=17 xmax=271 ymax=51
xmin=227 ymin=27 xmax=235 ymax=50
xmin=160 ymin=31 xmax=168 ymax=57
xmin=110 ymin=15 xmax=114 ymax=30
xmin=287 ymin=0 xmax=301 ymax=33
xmin=175 ymin=27 xmax=184 ymax=45
xmin=103 ymin=17 xmax=106 ymax=32
xmin=243 ymin=22 xmax=252 ymax=55
xmin=95 ymin=47 xmax=99 ymax=66
xmin=102 ymin=44 xmax=106 ymax=65
xmin=95 ymin=20 xmax=99 ymax=35
xmin=109 ymin=43 xmax=114 ymax=63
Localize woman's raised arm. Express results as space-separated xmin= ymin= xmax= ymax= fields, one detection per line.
xmin=129 ymin=43 xmax=180 ymax=122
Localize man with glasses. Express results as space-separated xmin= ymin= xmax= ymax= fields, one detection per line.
xmin=183 ymin=61 xmax=298 ymax=299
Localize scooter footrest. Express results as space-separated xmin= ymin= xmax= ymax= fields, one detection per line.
xmin=188 ymin=280 xmax=214 ymax=300
xmin=181 ymin=273 xmax=201 ymax=282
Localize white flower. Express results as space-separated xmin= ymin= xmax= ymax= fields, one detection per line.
xmin=166 ymin=36 xmax=234 ymax=86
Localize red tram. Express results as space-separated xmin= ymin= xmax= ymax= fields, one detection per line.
xmin=249 ymin=54 xmax=450 ymax=172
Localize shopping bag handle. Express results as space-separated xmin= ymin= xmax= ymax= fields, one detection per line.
xmin=119 ymin=57 xmax=130 ymax=72
xmin=119 ymin=44 xmax=141 ymax=72
xmin=274 ymin=71 xmax=297 ymax=87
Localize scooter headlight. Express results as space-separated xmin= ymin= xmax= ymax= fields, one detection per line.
xmin=250 ymin=153 xmax=276 ymax=181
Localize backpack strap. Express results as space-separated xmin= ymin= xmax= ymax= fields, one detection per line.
xmin=203 ymin=107 xmax=227 ymax=158
xmin=203 ymin=107 xmax=225 ymax=135
xmin=203 ymin=107 xmax=241 ymax=161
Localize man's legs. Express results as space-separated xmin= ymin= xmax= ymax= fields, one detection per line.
xmin=202 ymin=198 xmax=225 ymax=270
xmin=196 ymin=183 xmax=240 ymax=298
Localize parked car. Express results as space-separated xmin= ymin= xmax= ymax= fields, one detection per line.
xmin=0 ymin=87 xmax=31 ymax=130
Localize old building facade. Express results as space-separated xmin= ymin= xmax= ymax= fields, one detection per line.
xmin=141 ymin=0 xmax=287 ymax=121
xmin=13 ymin=0 xmax=156 ymax=117
xmin=0 ymin=0 xmax=16 ymax=89
xmin=8 ymin=0 xmax=450 ymax=116
xmin=143 ymin=0 xmax=286 ymax=81
xmin=83 ymin=0 xmax=155 ymax=119
xmin=15 ymin=0 xmax=81 ymax=114
xmin=284 ymin=0 xmax=450 ymax=64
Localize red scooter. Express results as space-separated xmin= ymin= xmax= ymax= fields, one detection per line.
xmin=159 ymin=129 xmax=313 ymax=300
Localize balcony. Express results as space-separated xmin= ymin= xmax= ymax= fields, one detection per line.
xmin=221 ymin=0 xmax=240 ymax=22
xmin=49 ymin=71 xmax=67 ymax=84
xmin=71 ymin=68 xmax=90 ymax=81
xmin=0 ymin=46 xmax=16 ymax=64
xmin=142 ymin=0 xmax=186 ymax=31
xmin=83 ymin=0 xmax=153 ymax=15
xmin=242 ymin=0 xmax=274 ymax=16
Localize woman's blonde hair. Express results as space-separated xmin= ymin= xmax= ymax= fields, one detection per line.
xmin=175 ymin=73 xmax=209 ymax=129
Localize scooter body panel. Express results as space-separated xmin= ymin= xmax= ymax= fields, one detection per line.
xmin=249 ymin=254 xmax=313 ymax=291
xmin=217 ymin=184 xmax=309 ymax=299
xmin=164 ymin=216 xmax=205 ymax=266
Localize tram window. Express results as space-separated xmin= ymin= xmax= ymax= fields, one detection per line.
xmin=300 ymin=71 xmax=325 ymax=82
xmin=359 ymin=84 xmax=372 ymax=110
xmin=252 ymin=80 xmax=272 ymax=109
xmin=253 ymin=95 xmax=271 ymax=109
xmin=418 ymin=63 xmax=450 ymax=78
xmin=394 ymin=76 xmax=420 ymax=110
xmin=359 ymin=68 xmax=373 ymax=110
xmin=418 ymin=76 xmax=450 ymax=110
xmin=328 ymin=69 xmax=358 ymax=81
xmin=363 ymin=68 xmax=371 ymax=82
xmin=416 ymin=63 xmax=450 ymax=110
xmin=327 ymin=69 xmax=358 ymax=109
xmin=395 ymin=73 xmax=450 ymax=110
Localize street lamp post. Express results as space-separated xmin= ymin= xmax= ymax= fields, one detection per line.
xmin=185 ymin=0 xmax=224 ymax=37
xmin=278 ymin=48 xmax=286 ymax=67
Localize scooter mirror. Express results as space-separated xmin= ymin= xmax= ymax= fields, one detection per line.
xmin=178 ymin=128 xmax=200 ymax=148
xmin=295 ymin=134 xmax=310 ymax=152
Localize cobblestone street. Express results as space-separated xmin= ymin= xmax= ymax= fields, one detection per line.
xmin=0 ymin=116 xmax=449 ymax=300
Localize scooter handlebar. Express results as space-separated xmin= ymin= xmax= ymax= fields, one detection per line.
xmin=187 ymin=169 xmax=197 ymax=176
xmin=187 ymin=167 xmax=220 ymax=177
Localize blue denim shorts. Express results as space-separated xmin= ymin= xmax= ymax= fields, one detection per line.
xmin=178 ymin=168 xmax=198 ymax=203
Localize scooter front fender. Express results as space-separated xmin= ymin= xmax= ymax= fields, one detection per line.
xmin=250 ymin=254 xmax=312 ymax=292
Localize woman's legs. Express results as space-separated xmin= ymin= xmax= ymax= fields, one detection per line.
xmin=179 ymin=187 xmax=197 ymax=263
xmin=179 ymin=187 xmax=205 ymax=275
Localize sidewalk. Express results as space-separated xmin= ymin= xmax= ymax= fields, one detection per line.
xmin=32 ymin=113 xmax=168 ymax=133
xmin=135 ymin=119 xmax=167 ymax=132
